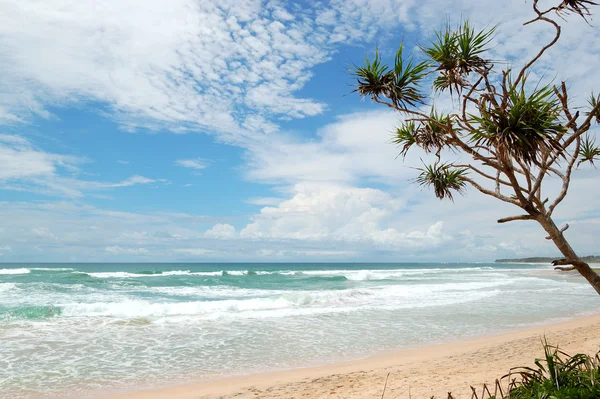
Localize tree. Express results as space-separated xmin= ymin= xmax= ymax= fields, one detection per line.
xmin=352 ymin=0 xmax=600 ymax=294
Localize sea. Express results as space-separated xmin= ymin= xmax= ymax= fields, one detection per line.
xmin=0 ymin=262 xmax=598 ymax=398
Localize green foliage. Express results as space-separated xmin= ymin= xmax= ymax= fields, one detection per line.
xmin=418 ymin=110 xmax=452 ymax=155
xmin=393 ymin=122 xmax=418 ymax=158
xmin=587 ymin=92 xmax=600 ymax=124
xmin=353 ymin=45 xmax=429 ymax=109
xmin=415 ymin=162 xmax=468 ymax=201
xmin=577 ymin=135 xmax=600 ymax=167
xmin=469 ymin=80 xmax=566 ymax=165
xmin=422 ymin=22 xmax=496 ymax=93
xmin=437 ymin=342 xmax=600 ymax=399
xmin=393 ymin=111 xmax=452 ymax=158
xmin=501 ymin=342 xmax=600 ymax=399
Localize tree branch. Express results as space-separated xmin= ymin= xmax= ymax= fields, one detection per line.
xmin=514 ymin=3 xmax=561 ymax=88
xmin=548 ymin=136 xmax=581 ymax=216
xmin=462 ymin=177 xmax=521 ymax=206
xmin=497 ymin=214 xmax=537 ymax=223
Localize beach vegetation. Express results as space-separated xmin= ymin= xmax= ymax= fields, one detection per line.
xmin=351 ymin=0 xmax=600 ymax=294
xmin=435 ymin=341 xmax=600 ymax=399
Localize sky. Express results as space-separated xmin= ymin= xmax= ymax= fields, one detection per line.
xmin=0 ymin=0 xmax=599 ymax=262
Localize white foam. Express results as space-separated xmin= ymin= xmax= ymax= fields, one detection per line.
xmin=31 ymin=267 xmax=76 ymax=271
xmin=85 ymin=270 xmax=244 ymax=278
xmin=225 ymin=270 xmax=247 ymax=276
xmin=0 ymin=268 xmax=30 ymax=275
xmin=300 ymin=267 xmax=495 ymax=281
xmin=86 ymin=270 xmax=196 ymax=278
xmin=149 ymin=286 xmax=283 ymax=298
xmin=0 ymin=282 xmax=17 ymax=292
xmin=54 ymin=278 xmax=514 ymax=321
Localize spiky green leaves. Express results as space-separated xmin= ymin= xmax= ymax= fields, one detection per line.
xmin=393 ymin=122 xmax=418 ymax=158
xmin=470 ymin=81 xmax=566 ymax=165
xmin=578 ymin=135 xmax=600 ymax=166
xmin=422 ymin=22 xmax=495 ymax=93
xmin=394 ymin=111 xmax=453 ymax=158
xmin=587 ymin=92 xmax=600 ymax=124
xmin=353 ymin=45 xmax=429 ymax=109
xmin=415 ymin=163 xmax=468 ymax=200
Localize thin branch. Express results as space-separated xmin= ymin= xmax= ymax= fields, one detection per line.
xmin=497 ymin=214 xmax=537 ymax=223
xmin=514 ymin=3 xmax=561 ymax=88
xmin=554 ymin=266 xmax=576 ymax=271
xmin=455 ymin=164 xmax=516 ymax=189
xmin=462 ymin=176 xmax=521 ymax=206
xmin=548 ymin=136 xmax=581 ymax=216
xmin=560 ymin=98 xmax=600 ymax=150
xmin=552 ymin=258 xmax=586 ymax=267
xmin=503 ymin=166 xmax=534 ymax=210
xmin=495 ymin=169 xmax=501 ymax=195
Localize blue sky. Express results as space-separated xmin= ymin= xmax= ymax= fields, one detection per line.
xmin=0 ymin=0 xmax=599 ymax=262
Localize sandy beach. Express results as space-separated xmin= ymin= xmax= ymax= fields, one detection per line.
xmin=106 ymin=313 xmax=600 ymax=399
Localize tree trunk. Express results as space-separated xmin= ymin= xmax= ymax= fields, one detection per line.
xmin=537 ymin=215 xmax=600 ymax=295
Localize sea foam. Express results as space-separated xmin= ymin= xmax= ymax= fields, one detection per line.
xmin=0 ymin=268 xmax=30 ymax=275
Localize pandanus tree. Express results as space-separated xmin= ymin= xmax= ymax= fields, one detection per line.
xmin=352 ymin=0 xmax=600 ymax=294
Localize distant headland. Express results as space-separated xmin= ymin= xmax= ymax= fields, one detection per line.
xmin=495 ymin=255 xmax=600 ymax=263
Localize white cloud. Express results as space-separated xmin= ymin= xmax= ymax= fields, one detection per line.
xmin=0 ymin=245 xmax=11 ymax=256
xmin=175 ymin=159 xmax=208 ymax=170
xmin=0 ymin=1 xmax=598 ymax=263
xmin=31 ymin=227 xmax=58 ymax=240
xmin=0 ymin=134 xmax=163 ymax=197
xmin=105 ymin=246 xmax=150 ymax=255
xmin=246 ymin=197 xmax=283 ymax=205
xmin=240 ymin=182 xmax=421 ymax=248
xmin=0 ymin=134 xmax=82 ymax=181
xmin=0 ymin=0 xmax=335 ymax=138
xmin=204 ymin=224 xmax=236 ymax=239
xmin=175 ymin=248 xmax=214 ymax=257
xmin=245 ymin=110 xmax=421 ymax=185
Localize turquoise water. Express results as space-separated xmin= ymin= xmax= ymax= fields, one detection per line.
xmin=0 ymin=262 xmax=598 ymax=398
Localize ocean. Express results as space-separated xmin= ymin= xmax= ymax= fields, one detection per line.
xmin=0 ymin=262 xmax=598 ymax=398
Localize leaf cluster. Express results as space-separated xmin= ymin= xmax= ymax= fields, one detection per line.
xmin=422 ymin=22 xmax=495 ymax=93
xmin=470 ymin=81 xmax=566 ymax=165
xmin=415 ymin=162 xmax=468 ymax=201
xmin=578 ymin=135 xmax=600 ymax=166
xmin=394 ymin=111 xmax=452 ymax=157
xmin=353 ymin=45 xmax=429 ymax=109
xmin=588 ymin=92 xmax=600 ymax=124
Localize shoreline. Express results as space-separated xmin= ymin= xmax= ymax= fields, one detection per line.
xmin=104 ymin=312 xmax=600 ymax=399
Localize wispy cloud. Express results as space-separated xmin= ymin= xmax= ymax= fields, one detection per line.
xmin=0 ymin=134 xmax=164 ymax=197
xmin=175 ymin=159 xmax=208 ymax=170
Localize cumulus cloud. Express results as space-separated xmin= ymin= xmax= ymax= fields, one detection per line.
xmin=204 ymin=224 xmax=236 ymax=239
xmin=240 ymin=182 xmax=435 ymax=248
xmin=245 ymin=110 xmax=421 ymax=185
